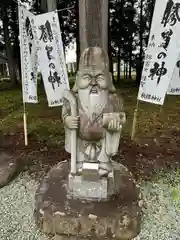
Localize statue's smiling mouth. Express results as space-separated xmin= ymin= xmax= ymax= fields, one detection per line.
xmin=90 ymin=86 xmax=99 ymax=94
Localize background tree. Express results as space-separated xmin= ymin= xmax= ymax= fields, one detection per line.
xmin=0 ymin=0 xmax=156 ymax=87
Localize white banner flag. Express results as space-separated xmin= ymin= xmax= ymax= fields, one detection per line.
xmin=19 ymin=6 xmax=38 ymax=103
xmin=31 ymin=11 xmax=69 ymax=107
xmin=138 ymin=0 xmax=180 ymax=105
xmin=167 ymin=53 xmax=180 ymax=95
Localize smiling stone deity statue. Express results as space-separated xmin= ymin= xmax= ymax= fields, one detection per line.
xmin=62 ymin=47 xmax=126 ymax=199
xmin=34 ymin=46 xmax=141 ymax=240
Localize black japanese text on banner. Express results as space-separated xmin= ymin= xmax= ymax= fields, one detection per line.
xmin=31 ymin=11 xmax=69 ymax=107
xmin=19 ymin=6 xmax=38 ymax=103
xmin=138 ymin=0 xmax=180 ymax=105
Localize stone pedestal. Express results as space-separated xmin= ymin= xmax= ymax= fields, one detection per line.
xmin=0 ymin=152 xmax=18 ymax=188
xmin=35 ymin=160 xmax=141 ymax=240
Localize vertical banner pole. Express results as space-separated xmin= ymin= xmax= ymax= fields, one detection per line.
xmin=23 ymin=103 xmax=28 ymax=146
xmin=131 ymin=100 xmax=139 ymax=140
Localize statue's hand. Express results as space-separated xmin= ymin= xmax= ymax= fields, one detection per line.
xmin=64 ymin=116 xmax=79 ymax=129
xmin=103 ymin=112 xmax=126 ymax=132
xmin=119 ymin=112 xmax=126 ymax=124
xmin=107 ymin=117 xmax=122 ymax=132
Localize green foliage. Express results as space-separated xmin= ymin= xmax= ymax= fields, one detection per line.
xmin=0 ymin=0 xmax=155 ymax=85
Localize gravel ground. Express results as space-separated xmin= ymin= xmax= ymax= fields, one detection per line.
xmin=135 ymin=169 xmax=180 ymax=240
xmin=0 ymin=173 xmax=46 ymax=240
xmin=0 ymin=169 xmax=179 ymax=240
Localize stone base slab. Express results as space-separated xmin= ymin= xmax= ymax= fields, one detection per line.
xmin=35 ymin=160 xmax=141 ymax=240
xmin=68 ymin=174 xmax=109 ymax=200
xmin=0 ymin=152 xmax=18 ymax=188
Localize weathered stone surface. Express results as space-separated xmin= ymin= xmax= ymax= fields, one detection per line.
xmin=68 ymin=175 xmax=109 ymax=200
xmin=0 ymin=152 xmax=18 ymax=188
xmin=62 ymin=46 xmax=126 ymax=181
xmin=35 ymin=161 xmax=141 ymax=240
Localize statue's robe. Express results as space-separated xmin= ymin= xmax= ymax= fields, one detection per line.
xmin=62 ymin=92 xmax=124 ymax=172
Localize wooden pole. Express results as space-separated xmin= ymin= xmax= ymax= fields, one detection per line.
xmin=23 ymin=103 xmax=28 ymax=146
xmin=79 ymin=0 xmax=108 ymax=54
xmin=131 ymin=100 xmax=139 ymax=140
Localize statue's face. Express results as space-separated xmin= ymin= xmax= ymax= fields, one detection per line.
xmin=75 ymin=47 xmax=112 ymax=115
xmin=76 ymin=67 xmax=109 ymax=116
xmin=77 ymin=68 xmax=109 ymax=94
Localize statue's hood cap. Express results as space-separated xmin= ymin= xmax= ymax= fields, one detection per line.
xmin=79 ymin=47 xmax=109 ymax=71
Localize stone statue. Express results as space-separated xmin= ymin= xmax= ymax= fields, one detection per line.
xmin=62 ymin=47 xmax=126 ymax=200
xmin=35 ymin=47 xmax=141 ymax=239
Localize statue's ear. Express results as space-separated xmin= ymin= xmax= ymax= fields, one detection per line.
xmin=109 ymin=72 xmax=116 ymax=93
xmin=72 ymin=72 xmax=79 ymax=93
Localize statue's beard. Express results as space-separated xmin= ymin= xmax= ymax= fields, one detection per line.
xmin=78 ymin=86 xmax=108 ymax=118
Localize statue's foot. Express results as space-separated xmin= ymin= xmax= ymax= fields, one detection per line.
xmin=76 ymin=162 xmax=83 ymax=173
xmin=98 ymin=162 xmax=112 ymax=177
xmin=98 ymin=169 xmax=108 ymax=177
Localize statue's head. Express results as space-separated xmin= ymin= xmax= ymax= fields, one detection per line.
xmin=72 ymin=47 xmax=115 ymax=94
xmin=72 ymin=47 xmax=116 ymax=114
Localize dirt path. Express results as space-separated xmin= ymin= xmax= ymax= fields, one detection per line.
xmin=1 ymin=129 xmax=179 ymax=182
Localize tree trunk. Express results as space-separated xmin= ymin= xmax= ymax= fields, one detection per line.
xmin=108 ymin=41 xmax=114 ymax=82
xmin=41 ymin=0 xmax=47 ymax=12
xmin=117 ymin=46 xmax=121 ymax=83
xmin=75 ymin=0 xmax=80 ymax=70
xmin=58 ymin=11 xmax=66 ymax=52
xmin=47 ymin=0 xmax=56 ymax=11
xmin=79 ymin=0 xmax=108 ymax=55
xmin=149 ymin=0 xmax=156 ymax=30
xmin=11 ymin=1 xmax=21 ymax=81
xmin=41 ymin=0 xmax=57 ymax=12
xmin=76 ymin=39 xmax=80 ymax=71
xmin=136 ymin=0 xmax=144 ymax=86
xmin=129 ymin=52 xmax=132 ymax=79
xmin=2 ymin=7 xmax=17 ymax=86
xmin=116 ymin=0 xmax=124 ymax=84
xmin=108 ymin=1 xmax=114 ymax=82
xmin=128 ymin=0 xmax=134 ymax=79
xmin=125 ymin=63 xmax=128 ymax=79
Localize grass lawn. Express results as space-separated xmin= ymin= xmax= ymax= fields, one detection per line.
xmin=1 ymin=81 xmax=180 ymax=144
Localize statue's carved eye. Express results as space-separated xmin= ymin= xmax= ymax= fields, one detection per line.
xmin=83 ymin=75 xmax=91 ymax=82
xmin=96 ymin=74 xmax=104 ymax=81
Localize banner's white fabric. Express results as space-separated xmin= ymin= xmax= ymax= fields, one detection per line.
xmin=167 ymin=53 xmax=180 ymax=95
xmin=138 ymin=0 xmax=180 ymax=105
xmin=31 ymin=11 xmax=69 ymax=107
xmin=19 ymin=6 xmax=38 ymax=103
